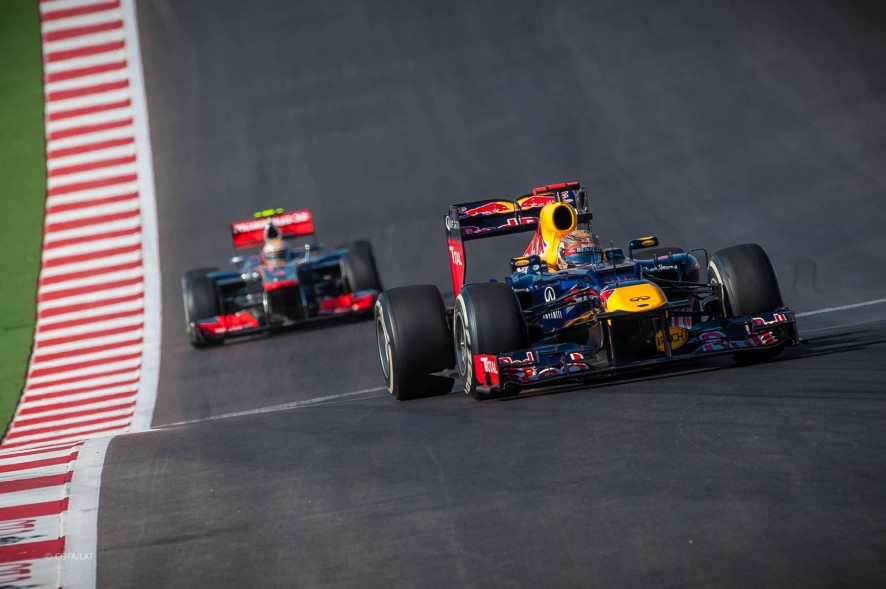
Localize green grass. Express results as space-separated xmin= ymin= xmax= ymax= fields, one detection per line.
xmin=0 ymin=1 xmax=46 ymax=434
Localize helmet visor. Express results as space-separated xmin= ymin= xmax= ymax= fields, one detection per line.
xmin=264 ymin=249 xmax=288 ymax=263
xmin=562 ymin=246 xmax=603 ymax=266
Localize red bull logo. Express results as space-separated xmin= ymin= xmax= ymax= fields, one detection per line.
xmin=500 ymin=351 xmax=535 ymax=365
xmin=517 ymin=195 xmax=557 ymax=209
xmin=458 ymin=201 xmax=515 ymax=217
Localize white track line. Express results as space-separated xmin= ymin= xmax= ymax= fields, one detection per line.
xmin=795 ymin=298 xmax=886 ymax=317
xmin=160 ymin=301 xmax=886 ymax=426
xmin=162 ymin=387 xmax=389 ymax=428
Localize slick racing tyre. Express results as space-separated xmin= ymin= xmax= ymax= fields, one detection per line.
xmin=708 ymin=243 xmax=785 ymax=363
xmin=375 ymin=285 xmax=454 ymax=400
xmin=341 ymin=240 xmax=383 ymax=293
xmin=182 ymin=267 xmax=221 ymax=348
xmin=454 ymin=282 xmax=528 ymax=400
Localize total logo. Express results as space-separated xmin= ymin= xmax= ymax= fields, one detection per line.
xmin=482 ymin=357 xmax=498 ymax=375
xmin=449 ymin=245 xmax=464 ymax=267
xmin=655 ymin=327 xmax=689 ymax=352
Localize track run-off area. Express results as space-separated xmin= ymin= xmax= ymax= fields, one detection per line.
xmin=3 ymin=0 xmax=886 ymax=587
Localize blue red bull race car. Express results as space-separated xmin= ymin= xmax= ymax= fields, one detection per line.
xmin=183 ymin=208 xmax=382 ymax=347
xmin=375 ymin=181 xmax=799 ymax=400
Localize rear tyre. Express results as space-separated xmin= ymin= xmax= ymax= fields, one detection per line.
xmin=182 ymin=267 xmax=221 ymax=348
xmin=375 ymin=285 xmax=454 ymax=400
xmin=341 ymin=240 xmax=382 ymax=293
xmin=708 ymin=243 xmax=785 ymax=363
xmin=454 ymin=282 xmax=528 ymax=399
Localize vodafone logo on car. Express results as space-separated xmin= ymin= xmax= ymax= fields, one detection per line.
xmin=232 ymin=211 xmax=310 ymax=234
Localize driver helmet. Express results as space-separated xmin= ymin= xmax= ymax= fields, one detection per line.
xmin=557 ymin=230 xmax=603 ymax=269
xmin=261 ymin=238 xmax=289 ymax=267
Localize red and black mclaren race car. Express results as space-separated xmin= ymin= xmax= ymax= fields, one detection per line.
xmin=375 ymin=181 xmax=799 ymax=400
xmin=183 ymin=208 xmax=382 ymax=347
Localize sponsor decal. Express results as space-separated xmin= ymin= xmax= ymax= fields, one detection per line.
xmin=232 ymin=211 xmax=310 ymax=234
xmin=517 ymin=195 xmax=557 ymax=209
xmin=538 ymin=367 xmax=564 ymax=378
xmin=542 ymin=310 xmax=563 ymax=320
xmin=500 ymin=351 xmax=535 ymax=365
xmin=524 ymin=234 xmax=549 ymax=257
xmin=644 ymin=263 xmax=679 ymax=274
xmin=655 ymin=326 xmax=690 ymax=352
xmin=544 ymin=286 xmax=557 ymax=302
xmin=752 ymin=313 xmax=788 ymax=327
xmin=566 ymin=362 xmax=591 ymax=373
xmin=700 ymin=330 xmax=726 ymax=342
xmin=505 ymin=217 xmax=538 ymax=227
xmin=449 ymin=245 xmax=464 ymax=267
xmin=461 ymin=219 xmax=537 ymax=236
xmin=459 ymin=201 xmax=515 ymax=217
xmin=474 ymin=354 xmax=500 ymax=388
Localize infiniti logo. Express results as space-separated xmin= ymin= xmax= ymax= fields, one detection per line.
xmin=630 ymin=295 xmax=650 ymax=301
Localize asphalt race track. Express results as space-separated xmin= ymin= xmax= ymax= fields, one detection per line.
xmin=97 ymin=1 xmax=886 ymax=586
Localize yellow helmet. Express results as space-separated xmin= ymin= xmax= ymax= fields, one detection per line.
xmin=557 ymin=230 xmax=603 ymax=269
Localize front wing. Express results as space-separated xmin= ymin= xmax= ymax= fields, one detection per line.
xmin=472 ymin=309 xmax=799 ymax=393
xmin=190 ymin=290 xmax=378 ymax=344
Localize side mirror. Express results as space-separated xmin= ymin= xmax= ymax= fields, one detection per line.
xmin=509 ymin=254 xmax=543 ymax=273
xmin=303 ymin=242 xmax=322 ymax=260
xmin=628 ymin=236 xmax=659 ymax=259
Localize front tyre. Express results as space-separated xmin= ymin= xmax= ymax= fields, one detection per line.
xmin=341 ymin=240 xmax=383 ymax=293
xmin=454 ymin=282 xmax=528 ymax=399
xmin=181 ymin=267 xmax=221 ymax=348
xmin=708 ymin=243 xmax=785 ymax=363
xmin=375 ymin=285 xmax=454 ymax=401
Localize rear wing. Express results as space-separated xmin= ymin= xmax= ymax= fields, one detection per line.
xmin=230 ymin=209 xmax=314 ymax=250
xmin=445 ymin=182 xmax=591 ymax=294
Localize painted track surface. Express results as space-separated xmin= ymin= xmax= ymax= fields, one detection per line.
xmin=98 ymin=0 xmax=886 ymax=586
